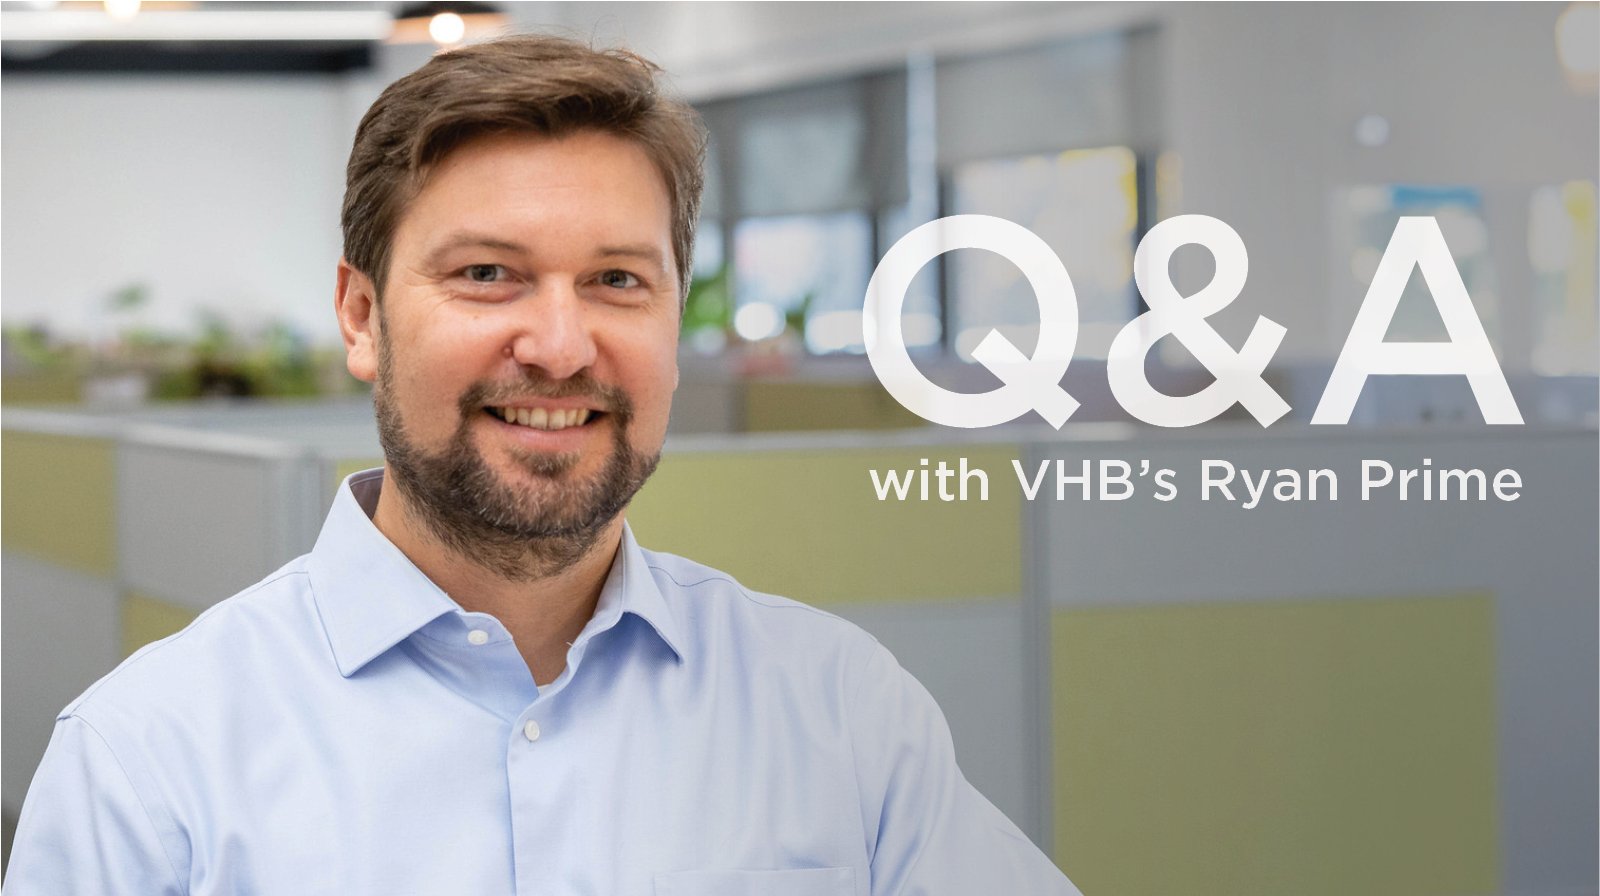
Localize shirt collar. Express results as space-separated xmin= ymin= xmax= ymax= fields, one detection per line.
xmin=307 ymin=468 xmax=685 ymax=678
xmin=581 ymin=520 xmax=686 ymax=664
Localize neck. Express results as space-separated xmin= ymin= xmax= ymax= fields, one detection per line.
xmin=371 ymin=468 xmax=624 ymax=686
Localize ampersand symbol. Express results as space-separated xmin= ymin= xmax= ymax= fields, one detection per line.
xmin=1106 ymin=215 xmax=1290 ymax=427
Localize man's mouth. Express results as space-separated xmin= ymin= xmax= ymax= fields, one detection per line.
xmin=485 ymin=406 xmax=600 ymax=431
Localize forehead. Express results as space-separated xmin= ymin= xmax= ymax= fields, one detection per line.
xmin=395 ymin=129 xmax=673 ymax=253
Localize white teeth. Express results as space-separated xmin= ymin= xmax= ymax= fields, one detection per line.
xmin=495 ymin=407 xmax=593 ymax=430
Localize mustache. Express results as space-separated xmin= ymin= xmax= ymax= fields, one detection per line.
xmin=458 ymin=371 xmax=633 ymax=422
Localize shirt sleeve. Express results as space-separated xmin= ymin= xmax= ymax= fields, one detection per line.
xmin=5 ymin=714 xmax=186 ymax=895
xmin=848 ymin=642 xmax=1085 ymax=896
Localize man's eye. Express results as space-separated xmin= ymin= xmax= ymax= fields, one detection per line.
xmin=464 ymin=264 xmax=504 ymax=283
xmin=599 ymin=270 xmax=640 ymax=289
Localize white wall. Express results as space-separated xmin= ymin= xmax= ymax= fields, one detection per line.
xmin=1 ymin=76 xmax=349 ymax=343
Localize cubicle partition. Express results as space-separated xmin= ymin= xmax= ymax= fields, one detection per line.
xmin=1032 ymin=429 xmax=1596 ymax=896
xmin=1 ymin=408 xmax=334 ymax=822
xmin=3 ymin=404 xmax=1595 ymax=895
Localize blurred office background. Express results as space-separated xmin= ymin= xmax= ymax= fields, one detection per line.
xmin=3 ymin=2 xmax=1597 ymax=893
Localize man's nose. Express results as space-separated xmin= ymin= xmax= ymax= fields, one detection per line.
xmin=506 ymin=285 xmax=598 ymax=379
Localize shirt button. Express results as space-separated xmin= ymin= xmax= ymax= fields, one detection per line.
xmin=523 ymin=720 xmax=541 ymax=742
xmin=467 ymin=629 xmax=489 ymax=646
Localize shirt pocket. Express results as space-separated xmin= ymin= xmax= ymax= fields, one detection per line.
xmin=653 ymin=867 xmax=856 ymax=896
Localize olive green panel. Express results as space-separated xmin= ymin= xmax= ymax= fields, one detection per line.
xmin=628 ymin=447 xmax=1021 ymax=604
xmin=121 ymin=592 xmax=200 ymax=658
xmin=742 ymin=381 xmax=923 ymax=432
xmin=2 ymin=373 xmax=82 ymax=406
xmin=1051 ymin=593 xmax=1497 ymax=896
xmin=1 ymin=430 xmax=116 ymax=574
xmin=333 ymin=457 xmax=383 ymax=486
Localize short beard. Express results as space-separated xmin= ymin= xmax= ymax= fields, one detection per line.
xmin=373 ymin=336 xmax=660 ymax=582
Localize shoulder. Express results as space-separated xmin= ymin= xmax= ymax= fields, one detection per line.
xmin=639 ymin=547 xmax=887 ymax=675
xmin=62 ymin=555 xmax=323 ymax=728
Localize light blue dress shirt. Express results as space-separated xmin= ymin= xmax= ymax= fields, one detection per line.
xmin=7 ymin=469 xmax=1081 ymax=895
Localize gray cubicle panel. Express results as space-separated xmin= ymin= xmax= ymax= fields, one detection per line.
xmin=1032 ymin=426 xmax=1597 ymax=896
xmin=1 ymin=406 xmax=352 ymax=820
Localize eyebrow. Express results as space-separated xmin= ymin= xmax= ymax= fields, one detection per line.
xmin=596 ymin=244 xmax=669 ymax=271
xmin=421 ymin=232 xmax=528 ymax=268
xmin=421 ymin=234 xmax=668 ymax=272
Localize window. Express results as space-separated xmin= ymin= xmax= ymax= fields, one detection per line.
xmin=1529 ymin=180 xmax=1598 ymax=375
xmin=947 ymin=147 xmax=1140 ymax=361
xmin=1335 ymin=185 xmax=1500 ymax=344
xmin=877 ymin=203 xmax=943 ymax=352
xmin=690 ymin=28 xmax=1161 ymax=358
xmin=731 ymin=212 xmax=874 ymax=353
xmin=696 ymin=71 xmax=908 ymax=356
xmin=682 ymin=223 xmax=729 ymax=355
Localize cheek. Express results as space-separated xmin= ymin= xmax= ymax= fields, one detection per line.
xmin=383 ymin=326 xmax=494 ymax=421
xmin=613 ymin=346 xmax=678 ymax=433
xmin=604 ymin=315 xmax=678 ymax=387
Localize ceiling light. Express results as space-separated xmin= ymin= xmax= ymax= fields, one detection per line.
xmin=428 ymin=11 xmax=465 ymax=46
xmin=103 ymin=0 xmax=140 ymax=21
xmin=390 ymin=2 xmax=506 ymax=48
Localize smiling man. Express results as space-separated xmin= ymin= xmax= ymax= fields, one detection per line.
xmin=345 ymin=126 xmax=685 ymax=689
xmin=6 ymin=36 xmax=1080 ymax=895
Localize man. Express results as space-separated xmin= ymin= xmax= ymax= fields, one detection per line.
xmin=7 ymin=35 xmax=1081 ymax=895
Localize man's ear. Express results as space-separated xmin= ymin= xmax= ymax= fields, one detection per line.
xmin=335 ymin=258 xmax=380 ymax=384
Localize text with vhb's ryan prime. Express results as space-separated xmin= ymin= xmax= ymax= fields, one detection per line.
xmin=868 ymin=458 xmax=1523 ymax=508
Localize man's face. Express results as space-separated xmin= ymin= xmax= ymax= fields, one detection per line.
xmin=348 ymin=130 xmax=680 ymax=563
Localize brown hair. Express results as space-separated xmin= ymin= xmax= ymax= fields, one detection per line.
xmin=341 ymin=34 xmax=706 ymax=301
